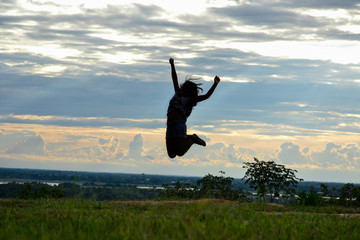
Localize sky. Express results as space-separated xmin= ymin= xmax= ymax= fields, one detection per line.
xmin=1 ymin=0 xmax=360 ymax=183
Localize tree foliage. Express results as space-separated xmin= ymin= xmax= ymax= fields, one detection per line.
xmin=297 ymin=189 xmax=319 ymax=206
xmin=242 ymin=158 xmax=303 ymax=203
xmin=162 ymin=171 xmax=246 ymax=201
xmin=339 ymin=183 xmax=360 ymax=207
xmin=161 ymin=182 xmax=199 ymax=199
xmin=197 ymin=171 xmax=240 ymax=200
xmin=18 ymin=184 xmax=64 ymax=199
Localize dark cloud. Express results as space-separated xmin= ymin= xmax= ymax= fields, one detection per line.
xmin=317 ymin=28 xmax=360 ymax=41
xmin=208 ymin=2 xmax=360 ymax=42
xmin=227 ymin=0 xmax=359 ymax=10
xmin=283 ymin=0 xmax=360 ymax=9
xmin=210 ymin=4 xmax=322 ymax=29
xmin=0 ymin=0 xmax=15 ymax=10
xmin=3 ymin=77 xmax=360 ymax=134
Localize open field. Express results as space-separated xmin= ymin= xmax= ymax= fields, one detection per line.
xmin=1 ymin=199 xmax=360 ymax=240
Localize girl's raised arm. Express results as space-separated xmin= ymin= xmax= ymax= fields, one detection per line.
xmin=197 ymin=76 xmax=220 ymax=102
xmin=169 ymin=58 xmax=180 ymax=92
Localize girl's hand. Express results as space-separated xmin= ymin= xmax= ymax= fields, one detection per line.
xmin=214 ymin=75 xmax=220 ymax=84
xmin=169 ymin=58 xmax=174 ymax=64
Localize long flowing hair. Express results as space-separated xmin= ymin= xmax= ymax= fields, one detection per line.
xmin=180 ymin=76 xmax=203 ymax=114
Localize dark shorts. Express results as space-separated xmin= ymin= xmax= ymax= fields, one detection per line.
xmin=166 ymin=120 xmax=187 ymax=139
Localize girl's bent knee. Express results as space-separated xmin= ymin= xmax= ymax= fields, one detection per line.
xmin=168 ymin=153 xmax=176 ymax=159
xmin=177 ymin=151 xmax=186 ymax=157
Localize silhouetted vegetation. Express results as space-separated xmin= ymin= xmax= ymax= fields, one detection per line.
xmin=161 ymin=171 xmax=247 ymax=201
xmin=297 ymin=189 xmax=319 ymax=206
xmin=0 ymin=168 xmax=199 ymax=187
xmin=242 ymin=158 xmax=303 ymax=203
xmin=18 ymin=184 xmax=64 ymax=199
xmin=297 ymin=183 xmax=360 ymax=207
xmin=1 ymin=168 xmax=360 ymax=207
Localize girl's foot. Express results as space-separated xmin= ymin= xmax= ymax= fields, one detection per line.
xmin=192 ymin=134 xmax=206 ymax=146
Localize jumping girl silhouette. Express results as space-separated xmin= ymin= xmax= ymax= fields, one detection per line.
xmin=166 ymin=58 xmax=220 ymax=158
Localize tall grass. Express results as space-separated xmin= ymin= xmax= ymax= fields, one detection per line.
xmin=1 ymin=199 xmax=360 ymax=239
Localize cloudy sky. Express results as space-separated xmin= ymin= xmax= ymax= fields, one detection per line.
xmin=1 ymin=0 xmax=360 ymax=183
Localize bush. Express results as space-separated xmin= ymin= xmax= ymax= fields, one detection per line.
xmin=297 ymin=190 xmax=319 ymax=206
xmin=339 ymin=183 xmax=360 ymax=207
xmin=161 ymin=172 xmax=248 ymax=201
xmin=18 ymin=184 xmax=64 ymax=199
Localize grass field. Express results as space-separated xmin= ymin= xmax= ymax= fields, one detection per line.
xmin=1 ymin=199 xmax=360 ymax=240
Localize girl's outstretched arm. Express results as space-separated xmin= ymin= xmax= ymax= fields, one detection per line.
xmin=197 ymin=76 xmax=220 ymax=102
xmin=169 ymin=58 xmax=180 ymax=92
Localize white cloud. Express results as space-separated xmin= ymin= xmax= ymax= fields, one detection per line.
xmin=0 ymin=131 xmax=45 ymax=155
xmin=311 ymin=142 xmax=358 ymax=169
xmin=277 ymin=142 xmax=308 ymax=165
xmin=1 ymin=122 xmax=360 ymax=182
xmin=226 ymin=40 xmax=360 ymax=64
xmin=127 ymin=134 xmax=144 ymax=159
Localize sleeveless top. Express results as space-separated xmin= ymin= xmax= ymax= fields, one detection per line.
xmin=167 ymin=91 xmax=193 ymax=118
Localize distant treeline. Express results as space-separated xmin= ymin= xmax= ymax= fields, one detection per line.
xmin=1 ymin=168 xmax=359 ymax=205
xmin=0 ymin=182 xmax=162 ymax=200
xmin=0 ymin=168 xmax=348 ymax=191
xmin=0 ymin=168 xmax=202 ymax=187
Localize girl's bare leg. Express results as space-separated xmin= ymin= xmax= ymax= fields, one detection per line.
xmin=166 ymin=138 xmax=177 ymax=158
xmin=176 ymin=135 xmax=196 ymax=157
xmin=166 ymin=135 xmax=206 ymax=158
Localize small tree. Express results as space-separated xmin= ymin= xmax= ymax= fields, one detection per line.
xmin=319 ymin=183 xmax=337 ymax=206
xmin=242 ymin=158 xmax=303 ymax=203
xmin=339 ymin=183 xmax=360 ymax=207
xmin=197 ymin=171 xmax=238 ymax=200
xmin=162 ymin=182 xmax=198 ymax=199
xmin=297 ymin=188 xmax=319 ymax=206
xmin=18 ymin=184 xmax=32 ymax=199
xmin=161 ymin=171 xmax=242 ymax=200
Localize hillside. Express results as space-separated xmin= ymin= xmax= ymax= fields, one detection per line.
xmin=1 ymin=198 xmax=360 ymax=239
